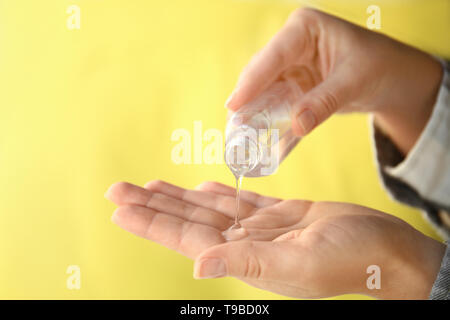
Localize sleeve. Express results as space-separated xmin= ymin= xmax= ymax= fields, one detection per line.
xmin=429 ymin=242 xmax=450 ymax=300
xmin=370 ymin=59 xmax=450 ymax=299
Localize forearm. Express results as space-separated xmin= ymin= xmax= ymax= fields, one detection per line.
xmin=373 ymin=55 xmax=443 ymax=155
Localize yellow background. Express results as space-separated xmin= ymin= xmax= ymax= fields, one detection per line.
xmin=0 ymin=0 xmax=449 ymax=299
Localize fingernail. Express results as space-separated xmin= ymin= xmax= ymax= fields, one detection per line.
xmin=297 ymin=109 xmax=316 ymax=134
xmin=225 ymin=92 xmax=234 ymax=108
xmin=111 ymin=208 xmax=120 ymax=224
xmin=194 ymin=258 xmax=227 ymax=279
xmin=104 ymin=187 xmax=111 ymax=200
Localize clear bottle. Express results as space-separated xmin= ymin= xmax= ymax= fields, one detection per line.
xmin=224 ymin=78 xmax=302 ymax=178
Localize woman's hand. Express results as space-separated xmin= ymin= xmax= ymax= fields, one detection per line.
xmin=226 ymin=8 xmax=443 ymax=154
xmin=105 ymin=180 xmax=445 ymax=299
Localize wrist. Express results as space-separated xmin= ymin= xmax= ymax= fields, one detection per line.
xmin=374 ymin=237 xmax=446 ymax=300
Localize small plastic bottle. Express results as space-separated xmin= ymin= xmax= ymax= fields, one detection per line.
xmin=224 ymin=78 xmax=302 ymax=178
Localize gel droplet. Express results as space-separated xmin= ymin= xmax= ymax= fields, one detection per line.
xmin=222 ymin=223 xmax=248 ymax=241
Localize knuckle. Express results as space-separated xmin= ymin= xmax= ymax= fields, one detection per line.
xmin=183 ymin=202 xmax=196 ymax=218
xmin=243 ymin=245 xmax=263 ymax=279
xmin=317 ymin=90 xmax=338 ymax=115
xmin=177 ymin=221 xmax=195 ymax=252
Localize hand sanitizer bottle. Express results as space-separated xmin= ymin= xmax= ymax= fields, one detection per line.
xmin=224 ymin=78 xmax=302 ymax=178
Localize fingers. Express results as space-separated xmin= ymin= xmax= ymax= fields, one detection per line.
xmin=112 ymin=204 xmax=224 ymax=259
xmin=237 ymin=199 xmax=312 ymax=230
xmin=195 ymin=181 xmax=281 ymax=208
xmin=225 ymin=8 xmax=316 ymax=111
xmin=291 ymin=73 xmax=347 ymax=136
xmin=233 ymin=226 xmax=305 ymax=241
xmin=273 ymin=229 xmax=305 ymax=241
xmin=144 ymin=180 xmax=256 ymax=219
xmin=193 ymin=241 xmax=303 ymax=281
xmin=106 ymin=182 xmax=231 ymax=230
xmin=224 ymin=7 xmax=350 ymax=137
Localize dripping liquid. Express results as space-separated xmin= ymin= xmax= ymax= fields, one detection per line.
xmin=222 ymin=174 xmax=248 ymax=241
xmin=232 ymin=174 xmax=243 ymax=228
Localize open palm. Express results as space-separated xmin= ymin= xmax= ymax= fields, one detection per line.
xmin=105 ymin=180 xmax=443 ymax=299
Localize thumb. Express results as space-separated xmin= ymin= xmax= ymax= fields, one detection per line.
xmin=292 ymin=75 xmax=345 ymax=136
xmin=193 ymin=241 xmax=298 ymax=280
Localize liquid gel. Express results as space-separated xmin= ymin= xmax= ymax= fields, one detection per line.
xmin=223 ymin=79 xmax=303 ymax=240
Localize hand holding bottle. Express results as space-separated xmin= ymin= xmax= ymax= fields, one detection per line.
xmin=226 ymin=8 xmax=443 ymax=154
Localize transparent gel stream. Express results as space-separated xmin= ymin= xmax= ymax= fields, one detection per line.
xmin=223 ymin=78 xmax=303 ymax=240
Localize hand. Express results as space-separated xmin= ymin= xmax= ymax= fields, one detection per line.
xmin=226 ymin=8 xmax=443 ymax=154
xmin=105 ymin=180 xmax=445 ymax=299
